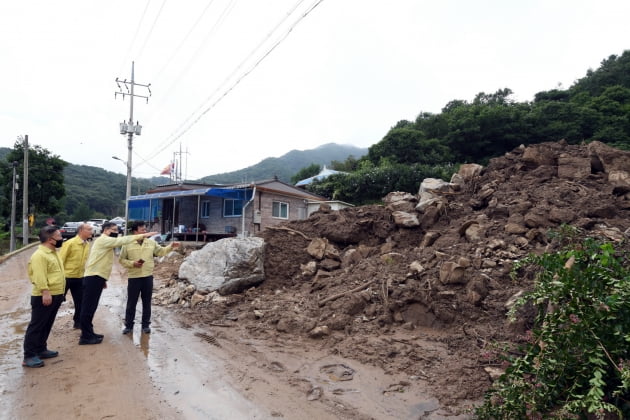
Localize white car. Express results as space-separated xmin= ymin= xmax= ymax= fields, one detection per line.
xmin=85 ymin=221 xmax=102 ymax=236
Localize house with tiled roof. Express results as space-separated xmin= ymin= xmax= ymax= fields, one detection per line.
xmin=127 ymin=177 xmax=327 ymax=241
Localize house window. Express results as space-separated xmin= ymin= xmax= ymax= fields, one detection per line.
xmin=201 ymin=201 xmax=210 ymax=218
xmin=224 ymin=199 xmax=243 ymax=217
xmin=272 ymin=201 xmax=289 ymax=219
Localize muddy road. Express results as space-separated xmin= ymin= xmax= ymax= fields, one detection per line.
xmin=0 ymin=246 xmax=464 ymax=420
xmin=0 ymin=246 xmax=262 ymax=419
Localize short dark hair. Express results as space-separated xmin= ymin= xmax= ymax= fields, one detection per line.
xmin=102 ymin=221 xmax=117 ymax=231
xmin=39 ymin=225 xmax=58 ymax=243
xmin=131 ymin=221 xmax=146 ymax=233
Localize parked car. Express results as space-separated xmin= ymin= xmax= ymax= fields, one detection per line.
xmin=85 ymin=221 xmax=102 ymax=236
xmin=60 ymin=222 xmax=81 ymax=239
xmin=111 ymin=218 xmax=126 ymax=234
xmin=89 ymin=218 xmax=107 ymax=228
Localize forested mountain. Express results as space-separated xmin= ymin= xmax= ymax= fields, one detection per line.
xmin=197 ymin=143 xmax=368 ymax=184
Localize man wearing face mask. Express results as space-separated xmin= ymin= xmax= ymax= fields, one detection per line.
xmin=79 ymin=221 xmax=157 ymax=345
xmin=119 ymin=221 xmax=180 ymax=335
xmin=59 ymin=222 xmax=94 ymax=329
xmin=22 ymin=225 xmax=66 ymax=368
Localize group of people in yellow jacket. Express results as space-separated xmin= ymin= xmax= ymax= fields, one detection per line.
xmin=22 ymin=220 xmax=179 ymax=368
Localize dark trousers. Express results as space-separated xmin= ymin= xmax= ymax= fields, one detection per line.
xmin=125 ymin=275 xmax=153 ymax=328
xmin=64 ymin=277 xmax=83 ymax=324
xmin=80 ymin=275 xmax=106 ymax=339
xmin=23 ymin=294 xmax=64 ymax=358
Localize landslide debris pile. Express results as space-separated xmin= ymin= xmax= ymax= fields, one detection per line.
xmin=161 ymin=140 xmax=630 ymax=407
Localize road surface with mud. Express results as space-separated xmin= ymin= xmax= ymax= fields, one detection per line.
xmin=0 ymin=246 xmax=457 ymax=420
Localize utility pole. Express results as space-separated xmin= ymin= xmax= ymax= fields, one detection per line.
xmin=9 ymin=161 xmax=18 ymax=252
xmin=115 ymin=61 xmax=151 ymax=233
xmin=22 ymin=135 xmax=29 ymax=245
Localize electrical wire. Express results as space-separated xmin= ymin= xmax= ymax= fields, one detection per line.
xmin=151 ymin=0 xmax=218 ymax=82
xmin=149 ymin=0 xmax=305 ymax=153
xmin=137 ymin=0 xmax=323 ymax=169
xmin=142 ymin=0 xmax=237 ymax=131
xmin=117 ymin=0 xmax=152 ymax=76
xmin=136 ymin=0 xmax=169 ymax=62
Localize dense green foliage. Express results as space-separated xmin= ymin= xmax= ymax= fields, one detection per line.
xmin=476 ymin=234 xmax=630 ymax=419
xmin=61 ymin=164 xmax=161 ymax=224
xmin=307 ymin=160 xmax=455 ymax=205
xmin=0 ymin=140 xmax=67 ymax=218
xmin=303 ymin=51 xmax=630 ymax=204
xmin=290 ymin=163 xmax=321 ymax=184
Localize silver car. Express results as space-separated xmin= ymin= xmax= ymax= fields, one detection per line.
xmin=60 ymin=222 xmax=81 ymax=239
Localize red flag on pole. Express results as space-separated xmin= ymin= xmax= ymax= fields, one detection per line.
xmin=160 ymin=163 xmax=173 ymax=175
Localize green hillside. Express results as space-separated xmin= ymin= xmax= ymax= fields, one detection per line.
xmin=0 ymin=142 xmax=367 ymax=223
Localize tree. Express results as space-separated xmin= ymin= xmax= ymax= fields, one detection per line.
xmin=367 ymin=127 xmax=453 ymax=165
xmin=290 ymin=163 xmax=321 ymax=184
xmin=73 ymin=202 xmax=92 ymax=221
xmin=0 ymin=140 xmax=67 ymax=219
xmin=330 ymin=155 xmax=361 ymax=172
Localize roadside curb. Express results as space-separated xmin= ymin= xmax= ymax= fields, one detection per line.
xmin=0 ymin=241 xmax=39 ymax=265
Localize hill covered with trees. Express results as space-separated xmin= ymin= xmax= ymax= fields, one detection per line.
xmin=308 ymin=50 xmax=630 ymax=204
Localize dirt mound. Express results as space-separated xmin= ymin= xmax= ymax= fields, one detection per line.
xmin=159 ymin=140 xmax=630 ymax=413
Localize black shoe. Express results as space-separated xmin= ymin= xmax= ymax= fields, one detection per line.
xmin=73 ymin=322 xmax=80 ymax=329
xmin=94 ymin=333 xmax=104 ymax=339
xmin=122 ymin=327 xmax=132 ymax=335
xmin=22 ymin=356 xmax=45 ymax=368
xmin=142 ymin=327 xmax=151 ymax=334
xmin=38 ymin=350 xmax=59 ymax=359
xmin=79 ymin=337 xmax=103 ymax=345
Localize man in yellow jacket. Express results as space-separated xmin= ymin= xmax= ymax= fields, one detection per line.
xmin=119 ymin=221 xmax=180 ymax=334
xmin=23 ymin=226 xmax=66 ymax=368
xmin=59 ymin=222 xmax=93 ymax=329
xmin=79 ymin=221 xmax=157 ymax=345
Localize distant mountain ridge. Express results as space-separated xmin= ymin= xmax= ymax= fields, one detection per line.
xmin=196 ymin=143 xmax=367 ymax=184
xmin=0 ymin=143 xmax=367 ymax=219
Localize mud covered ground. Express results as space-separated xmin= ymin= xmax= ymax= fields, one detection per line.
xmin=156 ymin=140 xmax=630 ymax=417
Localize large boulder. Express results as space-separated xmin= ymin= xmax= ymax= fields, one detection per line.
xmin=178 ymin=237 xmax=265 ymax=295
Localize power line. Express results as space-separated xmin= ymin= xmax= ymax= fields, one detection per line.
xmin=142 ymin=0 xmax=237 ymax=132
xmin=152 ymin=0 xmax=218 ymax=82
xmin=151 ymin=0 xmax=305 ymax=150
xmin=136 ymin=0 xmax=168 ymax=62
xmin=118 ymin=0 xmax=152 ymax=76
xmin=138 ymin=0 xmax=323 ymax=168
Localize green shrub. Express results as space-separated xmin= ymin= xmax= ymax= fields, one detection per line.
xmin=475 ymin=238 xmax=630 ymax=419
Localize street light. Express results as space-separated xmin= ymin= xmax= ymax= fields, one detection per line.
xmin=112 ymin=155 xmax=129 ymax=233
xmin=9 ymin=161 xmax=18 ymax=252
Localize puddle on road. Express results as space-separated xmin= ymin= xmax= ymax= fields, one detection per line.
xmin=101 ymin=279 xmax=264 ymax=419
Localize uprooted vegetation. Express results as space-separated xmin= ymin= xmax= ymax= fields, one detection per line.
xmin=153 ymin=140 xmax=630 ymax=414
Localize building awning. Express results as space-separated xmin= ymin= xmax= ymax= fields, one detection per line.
xmin=129 ymin=187 xmax=252 ymax=201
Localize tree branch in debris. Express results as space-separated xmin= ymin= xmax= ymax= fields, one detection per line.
xmin=266 ymin=226 xmax=311 ymax=240
xmin=319 ymin=280 xmax=376 ymax=306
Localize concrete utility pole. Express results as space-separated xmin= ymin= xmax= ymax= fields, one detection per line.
xmin=9 ymin=161 xmax=18 ymax=252
xmin=22 ymin=135 xmax=29 ymax=245
xmin=115 ymin=61 xmax=151 ymax=233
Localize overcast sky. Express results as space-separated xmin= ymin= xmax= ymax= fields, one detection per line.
xmin=1 ymin=1 xmax=628 ymax=180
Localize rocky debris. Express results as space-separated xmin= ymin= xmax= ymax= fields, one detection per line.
xmin=154 ymin=140 xmax=630 ymax=411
